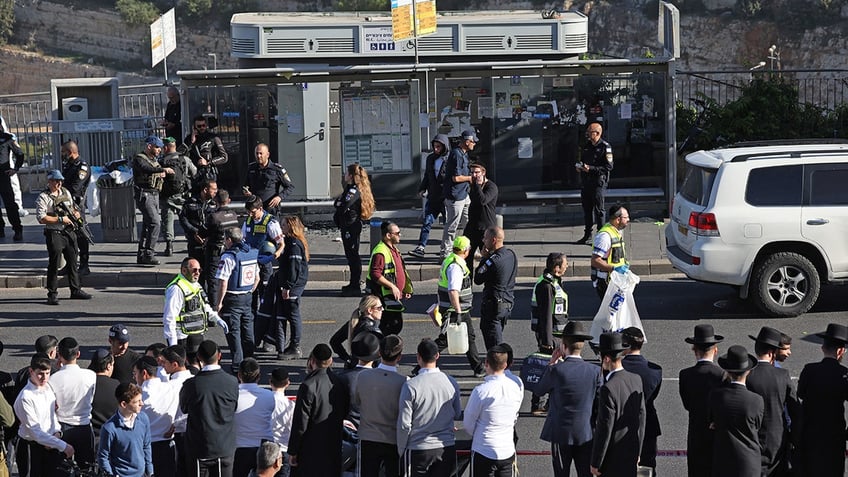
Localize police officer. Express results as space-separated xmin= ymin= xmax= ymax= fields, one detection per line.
xmin=577 ymin=122 xmax=613 ymax=245
xmin=0 ymin=126 xmax=24 ymax=241
xmin=591 ymin=204 xmax=630 ymax=300
xmin=159 ymin=137 xmax=195 ymax=257
xmin=184 ymin=115 xmax=227 ymax=186
xmin=474 ymin=226 xmax=517 ymax=350
xmin=35 ymin=170 xmax=92 ymax=305
xmin=213 ymin=227 xmax=259 ymax=373
xmin=179 ymin=179 xmax=218 ymax=275
xmin=433 ymin=236 xmax=484 ymax=377
xmin=132 ymin=136 xmax=174 ymax=265
xmin=205 ymin=190 xmax=239 ymax=307
xmin=530 ymin=252 xmax=570 ymax=415
xmin=60 ymin=140 xmax=92 ymax=274
xmin=243 ymin=143 xmax=294 ymax=215
xmin=163 ymin=257 xmax=228 ymax=350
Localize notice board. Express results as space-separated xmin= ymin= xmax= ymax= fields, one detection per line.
xmin=340 ymin=84 xmax=413 ymax=173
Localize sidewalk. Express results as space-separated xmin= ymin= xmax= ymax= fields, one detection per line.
xmin=0 ymin=202 xmax=675 ymax=289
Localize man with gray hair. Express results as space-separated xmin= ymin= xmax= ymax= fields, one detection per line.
xmin=214 ymin=227 xmax=260 ymax=372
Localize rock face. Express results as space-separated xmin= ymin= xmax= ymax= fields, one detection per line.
xmin=0 ymin=0 xmax=845 ymax=94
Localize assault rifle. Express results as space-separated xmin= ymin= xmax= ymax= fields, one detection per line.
xmin=56 ymin=201 xmax=95 ymax=245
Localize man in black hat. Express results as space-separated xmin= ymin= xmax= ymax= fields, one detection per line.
xmin=678 ymin=323 xmax=725 ymax=477
xmin=745 ymin=326 xmax=800 ymax=477
xmin=288 ymin=343 xmax=349 ymax=476
xmin=337 ymin=333 xmax=380 ymax=427
xmin=536 ymin=321 xmax=602 ymax=477
xmin=620 ymin=327 xmax=662 ymax=477
xmin=708 ymin=345 xmax=764 ymax=477
xmin=797 ymin=323 xmax=848 ymax=476
xmin=590 ymin=332 xmax=645 ymax=477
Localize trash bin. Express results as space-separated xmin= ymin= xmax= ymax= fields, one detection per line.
xmin=98 ymin=176 xmax=137 ymax=243
xmin=369 ymin=217 xmax=383 ymax=252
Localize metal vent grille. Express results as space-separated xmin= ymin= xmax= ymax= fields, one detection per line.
xmin=266 ymin=38 xmax=305 ymax=54
xmin=231 ymin=38 xmax=257 ymax=55
xmin=315 ymin=38 xmax=355 ymax=53
xmin=563 ymin=33 xmax=588 ymax=50
xmin=417 ymin=36 xmax=454 ymax=52
xmin=465 ymin=35 xmax=504 ymax=51
xmin=515 ymin=35 xmax=554 ymax=50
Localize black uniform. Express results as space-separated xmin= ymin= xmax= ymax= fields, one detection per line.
xmin=61 ymin=157 xmax=92 ymax=269
xmin=204 ymin=205 xmax=239 ymax=306
xmin=184 ymin=131 xmax=228 ymax=186
xmin=334 ymin=183 xmax=363 ymax=290
xmin=164 ymin=101 xmax=181 ymax=140
xmin=179 ymin=195 xmax=217 ymax=284
xmin=579 ymin=138 xmax=613 ymax=235
xmin=245 ymin=161 xmax=294 ymax=214
xmin=473 ymin=246 xmax=518 ymax=350
xmin=0 ymin=132 xmax=23 ymax=238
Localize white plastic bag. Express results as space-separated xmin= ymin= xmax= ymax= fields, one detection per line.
xmin=590 ymin=270 xmax=646 ymax=343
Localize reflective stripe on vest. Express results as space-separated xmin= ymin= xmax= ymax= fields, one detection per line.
xmin=530 ymin=273 xmax=568 ymax=332
xmin=245 ymin=212 xmax=274 ymax=249
xmin=592 ymin=223 xmax=627 ymax=282
xmin=166 ymin=274 xmax=208 ymax=335
xmin=437 ymin=254 xmax=472 ymax=314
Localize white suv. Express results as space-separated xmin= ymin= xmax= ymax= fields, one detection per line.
xmin=666 ymin=141 xmax=848 ymax=317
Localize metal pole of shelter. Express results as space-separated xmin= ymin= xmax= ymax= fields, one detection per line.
xmin=162 ymin=16 xmax=168 ymax=83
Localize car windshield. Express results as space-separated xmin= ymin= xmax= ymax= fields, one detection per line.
xmin=679 ymin=164 xmax=717 ymax=207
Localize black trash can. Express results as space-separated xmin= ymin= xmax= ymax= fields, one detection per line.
xmin=97 ymin=176 xmax=137 ymax=243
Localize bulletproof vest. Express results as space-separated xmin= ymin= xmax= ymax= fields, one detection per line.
xmin=207 ymin=207 xmax=239 ymax=243
xmin=161 ymin=153 xmax=189 ymax=196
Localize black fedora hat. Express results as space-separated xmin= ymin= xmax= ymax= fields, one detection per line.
xmin=718 ymin=345 xmax=758 ymax=373
xmin=598 ymin=332 xmax=629 ymax=354
xmin=749 ymin=326 xmax=783 ymax=349
xmin=351 ymin=333 xmax=380 ymax=362
xmin=685 ymin=324 xmax=724 ymax=345
xmin=816 ymin=323 xmax=848 ymax=344
xmin=558 ymin=321 xmax=593 ymax=341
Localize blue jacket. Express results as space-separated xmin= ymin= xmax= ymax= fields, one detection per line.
xmin=536 ymin=356 xmax=603 ymax=445
xmin=443 ymin=146 xmax=470 ymax=201
xmin=98 ymin=411 xmax=153 ymax=477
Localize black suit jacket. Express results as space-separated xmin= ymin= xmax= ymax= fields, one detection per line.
xmin=288 ymin=367 xmax=350 ymax=476
xmin=179 ymin=367 xmax=239 ymax=459
xmin=679 ymin=360 xmax=725 ymax=477
xmin=797 ymin=357 xmax=848 ymax=476
xmin=536 ymin=356 xmax=603 ymax=445
xmin=708 ymin=382 xmax=764 ymax=477
xmin=591 ymin=368 xmax=646 ymax=477
xmin=745 ymin=360 xmax=799 ymax=476
xmin=621 ymin=354 xmax=663 ymax=467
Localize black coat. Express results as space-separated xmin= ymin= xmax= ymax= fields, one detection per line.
xmin=621 ymin=354 xmax=663 ymax=468
xmin=746 ymin=361 xmax=800 ymax=477
xmin=797 ymin=357 xmax=848 ymax=476
xmin=179 ymin=367 xmax=239 ymax=459
xmin=679 ymin=360 xmax=725 ymax=477
xmin=708 ymin=382 xmax=764 ymax=477
xmin=590 ymin=369 xmax=646 ymax=477
xmin=288 ymin=367 xmax=350 ymax=476
xmin=536 ymin=356 xmax=603 ymax=446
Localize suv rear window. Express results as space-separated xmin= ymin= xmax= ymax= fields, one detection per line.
xmin=679 ymin=165 xmax=716 ymax=206
xmin=745 ymin=165 xmax=802 ymax=206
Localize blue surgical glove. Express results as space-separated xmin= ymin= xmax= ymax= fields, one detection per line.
xmin=614 ymin=264 xmax=630 ymax=274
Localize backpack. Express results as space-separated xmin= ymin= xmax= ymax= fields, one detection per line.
xmin=161 ymin=153 xmax=190 ymax=196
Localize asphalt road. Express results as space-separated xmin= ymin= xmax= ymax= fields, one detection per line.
xmin=1 ymin=275 xmax=847 ymax=476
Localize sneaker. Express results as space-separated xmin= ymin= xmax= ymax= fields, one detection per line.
xmin=407 ymin=246 xmax=426 ymax=258
xmin=70 ymin=290 xmax=92 ymax=300
xmin=473 ymin=368 xmax=486 ymax=378
xmin=282 ymin=345 xmax=302 ymax=360
xmin=531 ymin=406 xmax=548 ymax=417
xmin=577 ymin=232 xmax=592 ymax=245
xmin=18 ymin=209 xmax=28 ymax=217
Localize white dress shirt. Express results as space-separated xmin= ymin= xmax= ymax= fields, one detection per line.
xmin=14 ymin=380 xmax=67 ymax=451
xmin=235 ymin=383 xmax=275 ymax=448
xmin=140 ymin=378 xmax=179 ymax=442
xmin=271 ymin=391 xmax=295 ymax=451
xmin=462 ymin=373 xmax=522 ymax=460
xmin=50 ymin=363 xmax=97 ymax=425
xmin=169 ymin=370 xmax=194 ymax=434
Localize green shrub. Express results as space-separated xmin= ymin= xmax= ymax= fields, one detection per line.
xmin=116 ymin=0 xmax=159 ymax=26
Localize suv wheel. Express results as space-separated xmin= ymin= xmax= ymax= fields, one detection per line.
xmin=751 ymin=252 xmax=820 ymax=317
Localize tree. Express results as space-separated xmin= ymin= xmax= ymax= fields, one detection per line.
xmin=0 ymin=0 xmax=14 ymax=46
xmin=116 ymin=0 xmax=160 ymax=26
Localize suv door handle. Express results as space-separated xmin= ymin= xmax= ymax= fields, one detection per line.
xmin=806 ymin=218 xmax=830 ymax=225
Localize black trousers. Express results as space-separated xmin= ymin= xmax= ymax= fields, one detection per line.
xmin=233 ymin=446 xmax=259 ymax=477
xmin=187 ymin=453 xmax=234 ymax=477
xmin=358 ymin=440 xmax=400 ymax=477
xmin=174 ymin=432 xmax=189 ymax=477
xmin=135 ymin=187 xmax=161 ymax=259
xmin=465 ymin=227 xmax=485 ymax=274
xmin=580 ymin=186 xmax=606 ymax=234
xmin=470 ymin=452 xmax=515 ymax=477
xmin=152 ymin=439 xmax=177 ymax=477
xmin=551 ymin=441 xmax=593 ymax=477
xmin=340 ymin=220 xmax=363 ymax=287
xmin=22 ymin=440 xmax=64 ymax=477
xmin=435 ymin=312 xmax=482 ymax=373
xmin=59 ymin=423 xmax=94 ymax=466
xmin=480 ymin=300 xmax=512 ymax=351
xmin=45 ymin=229 xmax=81 ymax=297
xmin=0 ymin=173 xmax=21 ymax=231
xmin=401 ymin=446 xmax=456 ymax=477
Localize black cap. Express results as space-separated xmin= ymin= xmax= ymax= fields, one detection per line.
xmin=109 ymin=324 xmax=131 ymax=343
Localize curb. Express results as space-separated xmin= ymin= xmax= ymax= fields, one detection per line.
xmin=0 ymin=260 xmax=680 ymax=289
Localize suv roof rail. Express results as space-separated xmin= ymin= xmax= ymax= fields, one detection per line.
xmin=727 ymin=138 xmax=848 ymax=148
xmin=730 ymin=148 xmax=848 ymax=162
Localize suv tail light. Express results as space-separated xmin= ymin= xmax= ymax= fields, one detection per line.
xmin=688 ymin=212 xmax=720 ymax=237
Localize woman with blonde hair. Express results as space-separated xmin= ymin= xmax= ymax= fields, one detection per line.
xmin=274 ymin=215 xmax=309 ymax=360
xmin=329 ymin=294 xmax=383 ymax=367
xmin=334 ymin=163 xmax=375 ymax=297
